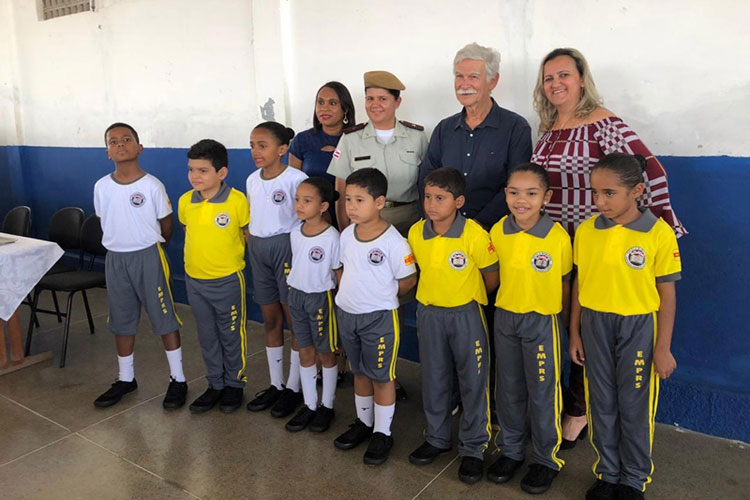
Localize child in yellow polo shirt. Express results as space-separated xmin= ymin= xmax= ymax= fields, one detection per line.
xmin=571 ymin=153 xmax=681 ymax=500
xmin=488 ymin=163 xmax=572 ymax=494
xmin=178 ymin=139 xmax=250 ymax=414
xmin=407 ymin=167 xmax=499 ymax=485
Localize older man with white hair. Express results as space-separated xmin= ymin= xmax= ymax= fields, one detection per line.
xmin=419 ymin=42 xmax=531 ymax=229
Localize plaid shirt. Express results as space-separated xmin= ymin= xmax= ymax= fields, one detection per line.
xmin=532 ymin=116 xmax=686 ymax=238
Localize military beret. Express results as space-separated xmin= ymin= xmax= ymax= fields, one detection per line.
xmin=363 ymin=71 xmax=405 ymax=91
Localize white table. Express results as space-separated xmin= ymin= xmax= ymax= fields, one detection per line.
xmin=0 ymin=232 xmax=63 ymax=372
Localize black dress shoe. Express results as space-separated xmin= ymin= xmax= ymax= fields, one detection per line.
xmin=586 ymin=479 xmax=618 ymax=500
xmin=219 ymin=386 xmax=243 ymax=413
xmin=334 ymin=418 xmax=373 ymax=450
xmin=615 ymin=484 xmax=645 ymax=500
xmin=487 ymin=456 xmax=524 ymax=484
xmin=458 ymin=456 xmax=484 ymax=484
xmin=189 ymin=387 xmax=222 ymax=413
xmin=308 ymin=405 xmax=335 ymax=433
xmin=520 ymin=463 xmax=559 ymax=494
xmin=246 ymin=385 xmax=282 ymax=412
xmin=409 ymin=441 xmax=451 ymax=465
xmin=560 ymin=423 xmax=588 ymax=450
xmin=363 ymin=432 xmax=393 ymax=465
xmin=270 ymin=388 xmax=303 ymax=418
xmin=94 ymin=379 xmax=138 ymax=408
xmin=286 ymin=406 xmax=316 ymax=432
xmin=163 ymin=378 xmax=187 ymax=409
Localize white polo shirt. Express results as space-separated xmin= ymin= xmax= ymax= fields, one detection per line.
xmin=336 ymin=224 xmax=416 ymax=314
xmin=94 ymin=173 xmax=171 ymax=252
xmin=287 ymin=222 xmax=341 ymax=293
xmin=246 ymin=167 xmax=308 ymax=237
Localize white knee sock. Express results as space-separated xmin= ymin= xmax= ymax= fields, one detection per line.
xmin=266 ymin=346 xmax=285 ymax=389
xmin=374 ymin=403 xmax=395 ymax=436
xmin=355 ymin=394 xmax=374 ymax=427
xmin=321 ymin=365 xmax=338 ymax=409
xmin=118 ymin=353 xmax=134 ymax=382
xmin=299 ymin=365 xmax=318 ymax=410
xmin=286 ymin=349 xmax=301 ymax=392
xmin=164 ymin=348 xmax=185 ymax=382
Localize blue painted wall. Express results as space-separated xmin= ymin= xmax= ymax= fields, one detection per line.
xmin=1 ymin=146 xmax=748 ymax=443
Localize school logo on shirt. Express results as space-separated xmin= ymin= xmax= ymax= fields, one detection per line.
xmin=214 ymin=213 xmax=230 ymax=228
xmin=309 ymin=246 xmax=325 ymax=263
xmin=449 ymin=251 xmax=468 ymax=270
xmin=625 ymin=247 xmax=647 ymax=269
xmin=271 ymin=190 xmax=286 ymax=205
xmin=129 ymin=192 xmax=146 ymax=208
xmin=368 ymin=248 xmax=385 ymax=266
xmin=531 ymin=252 xmax=552 ymax=272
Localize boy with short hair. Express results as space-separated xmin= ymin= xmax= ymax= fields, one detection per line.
xmin=407 ymin=167 xmax=499 ymax=484
xmin=178 ymin=139 xmax=250 ymax=414
xmin=93 ymin=122 xmax=187 ymax=409
xmin=333 ymin=168 xmax=417 ymax=465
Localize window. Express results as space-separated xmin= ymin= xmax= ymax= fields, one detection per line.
xmin=39 ymin=0 xmax=94 ymax=21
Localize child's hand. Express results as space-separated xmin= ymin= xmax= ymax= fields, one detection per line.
xmin=653 ymin=347 xmax=676 ymax=379
xmin=569 ymin=334 xmax=585 ymax=366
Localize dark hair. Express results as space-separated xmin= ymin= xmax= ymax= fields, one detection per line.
xmin=345 ymin=168 xmax=388 ymax=199
xmin=253 ymin=121 xmax=295 ymax=145
xmin=187 ymin=139 xmax=228 ymax=171
xmin=365 ymin=86 xmax=401 ymax=100
xmin=508 ymin=162 xmax=550 ymax=191
xmin=300 ymin=177 xmax=338 ymax=205
xmin=313 ymin=82 xmax=356 ymax=133
xmin=104 ymin=122 xmax=139 ymax=144
xmin=592 ymin=153 xmax=647 ymax=188
xmin=424 ymin=167 xmax=465 ymax=198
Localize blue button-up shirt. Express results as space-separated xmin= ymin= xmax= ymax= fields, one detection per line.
xmin=419 ymin=99 xmax=532 ymax=229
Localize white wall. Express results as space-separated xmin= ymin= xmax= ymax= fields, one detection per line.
xmin=2 ymin=0 xmax=748 ymax=155
xmin=0 ymin=0 xmax=21 ymax=145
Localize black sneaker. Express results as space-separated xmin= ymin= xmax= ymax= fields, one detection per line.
xmin=615 ymin=484 xmax=644 ymax=500
xmin=163 ymin=378 xmax=187 ymax=409
xmin=189 ymin=387 xmax=222 ymax=413
xmin=586 ymin=479 xmax=618 ymax=500
xmin=409 ymin=441 xmax=451 ymax=466
xmin=487 ymin=456 xmax=524 ymax=484
xmin=286 ymin=406 xmax=316 ymax=432
xmin=363 ymin=432 xmax=394 ymax=465
xmin=308 ymin=405 xmax=335 ymax=433
xmin=246 ymin=385 xmax=282 ymax=412
xmin=458 ymin=456 xmax=484 ymax=484
xmin=334 ymin=418 xmax=373 ymax=450
xmin=219 ymin=386 xmax=243 ymax=413
xmin=270 ymin=388 xmax=303 ymax=418
xmin=94 ymin=379 xmax=138 ymax=408
xmin=520 ymin=463 xmax=559 ymax=494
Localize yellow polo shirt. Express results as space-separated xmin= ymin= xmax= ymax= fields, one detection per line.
xmin=574 ymin=211 xmax=682 ymax=316
xmin=178 ymin=183 xmax=249 ymax=280
xmin=408 ymin=214 xmax=498 ymax=307
xmin=490 ymin=214 xmax=573 ymax=315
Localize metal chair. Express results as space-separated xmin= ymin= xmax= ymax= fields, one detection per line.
xmin=25 ymin=214 xmax=105 ymax=367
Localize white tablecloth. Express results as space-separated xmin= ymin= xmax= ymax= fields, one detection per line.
xmin=0 ymin=232 xmax=64 ymax=321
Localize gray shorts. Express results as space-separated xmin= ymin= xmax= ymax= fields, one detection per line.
xmin=105 ymin=244 xmax=182 ymax=336
xmin=248 ymin=233 xmax=291 ymax=305
xmin=288 ymin=287 xmax=337 ymax=353
xmin=336 ymin=308 xmax=399 ymax=383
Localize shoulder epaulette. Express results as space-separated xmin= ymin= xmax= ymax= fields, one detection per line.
xmin=343 ymin=123 xmax=367 ymax=134
xmin=399 ymin=120 xmax=424 ymax=131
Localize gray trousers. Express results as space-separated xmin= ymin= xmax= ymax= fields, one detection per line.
xmin=494 ymin=308 xmax=565 ymax=470
xmin=186 ymin=272 xmax=247 ymax=389
xmin=417 ymin=301 xmax=490 ymax=459
xmin=581 ymin=308 xmax=658 ymax=491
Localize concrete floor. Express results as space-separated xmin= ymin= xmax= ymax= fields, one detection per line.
xmin=1 ymin=289 xmax=748 ymax=500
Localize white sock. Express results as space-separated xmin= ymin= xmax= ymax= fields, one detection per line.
xmin=266 ymin=346 xmax=285 ymax=389
xmin=164 ymin=348 xmax=185 ymax=382
xmin=321 ymin=365 xmax=338 ymax=409
xmin=374 ymin=403 xmax=395 ymax=436
xmin=300 ymin=365 xmax=318 ymax=410
xmin=286 ymin=349 xmax=301 ymax=392
xmin=355 ymin=394 xmax=374 ymax=427
xmin=118 ymin=353 xmax=134 ymax=382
